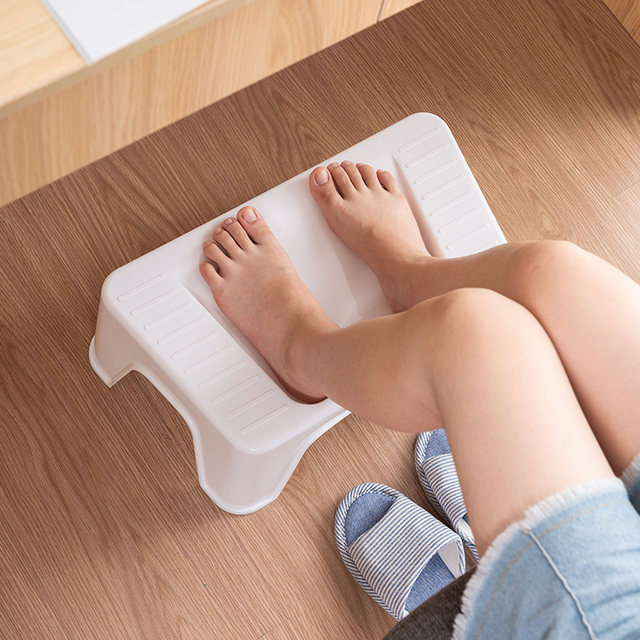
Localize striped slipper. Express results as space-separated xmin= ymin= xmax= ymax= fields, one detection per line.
xmin=334 ymin=482 xmax=465 ymax=621
xmin=415 ymin=429 xmax=479 ymax=560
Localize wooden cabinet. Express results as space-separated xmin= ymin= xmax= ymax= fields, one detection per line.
xmin=0 ymin=0 xmax=382 ymax=206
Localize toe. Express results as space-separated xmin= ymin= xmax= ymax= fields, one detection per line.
xmin=377 ymin=169 xmax=400 ymax=194
xmin=328 ymin=162 xmax=356 ymax=197
xmin=356 ymin=163 xmax=380 ymax=189
xmin=202 ymin=239 xmax=230 ymax=274
xmin=237 ymin=206 xmax=273 ymax=244
xmin=199 ymin=260 xmax=223 ymax=291
xmin=309 ymin=166 xmax=343 ymax=209
xmin=221 ymin=215 xmax=253 ymax=251
xmin=215 ymin=219 xmax=243 ymax=258
xmin=341 ymin=160 xmax=365 ymax=190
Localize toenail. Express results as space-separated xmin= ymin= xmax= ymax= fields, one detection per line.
xmin=224 ymin=217 xmax=234 ymax=226
xmin=328 ymin=162 xmax=339 ymax=169
xmin=214 ymin=226 xmax=222 ymax=234
xmin=342 ymin=160 xmax=352 ymax=166
xmin=242 ymin=208 xmax=257 ymax=222
xmin=315 ymin=168 xmax=329 ymax=185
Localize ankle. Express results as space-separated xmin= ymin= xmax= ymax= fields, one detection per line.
xmin=384 ymin=254 xmax=437 ymax=311
xmin=283 ymin=312 xmax=336 ymax=392
xmin=400 ymin=253 xmax=434 ymax=278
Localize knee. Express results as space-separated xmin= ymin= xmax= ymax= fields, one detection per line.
xmin=506 ymin=240 xmax=588 ymax=300
xmin=432 ymin=287 xmax=525 ymax=332
xmin=402 ymin=289 xmax=549 ymax=397
xmin=411 ymin=287 xmax=536 ymax=355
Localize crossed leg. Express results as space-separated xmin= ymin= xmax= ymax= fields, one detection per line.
xmin=199 ymin=189 xmax=616 ymax=555
xmin=308 ymin=161 xmax=640 ymax=476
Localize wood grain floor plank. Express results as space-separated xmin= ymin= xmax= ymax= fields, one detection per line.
xmin=1 ymin=1 xmax=640 ymax=638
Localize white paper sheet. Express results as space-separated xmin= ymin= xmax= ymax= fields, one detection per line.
xmin=41 ymin=0 xmax=210 ymax=64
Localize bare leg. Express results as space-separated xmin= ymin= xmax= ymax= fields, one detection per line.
xmin=309 ymin=162 xmax=640 ymax=474
xmin=200 ymin=208 xmax=612 ymax=554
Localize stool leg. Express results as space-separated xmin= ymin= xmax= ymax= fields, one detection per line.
xmin=89 ymin=301 xmax=143 ymax=387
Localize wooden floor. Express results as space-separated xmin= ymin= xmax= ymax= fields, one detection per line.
xmin=2 ymin=1 xmax=640 ymax=638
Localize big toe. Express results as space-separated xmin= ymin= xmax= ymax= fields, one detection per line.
xmin=309 ymin=166 xmax=342 ymax=210
xmin=237 ymin=206 xmax=274 ymax=244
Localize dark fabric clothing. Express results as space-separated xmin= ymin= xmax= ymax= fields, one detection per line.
xmin=382 ymin=569 xmax=474 ymax=640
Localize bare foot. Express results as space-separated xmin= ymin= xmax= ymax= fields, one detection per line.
xmin=309 ymin=161 xmax=433 ymax=312
xmin=199 ymin=207 xmax=336 ymax=403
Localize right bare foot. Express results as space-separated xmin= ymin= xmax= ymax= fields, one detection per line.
xmin=309 ymin=161 xmax=433 ymax=312
xmin=200 ymin=207 xmax=336 ymax=404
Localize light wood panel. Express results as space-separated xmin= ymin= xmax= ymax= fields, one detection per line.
xmin=1 ymin=1 xmax=640 ymax=637
xmin=379 ymin=0 xmax=422 ymax=20
xmin=606 ymin=0 xmax=640 ymax=43
xmin=0 ymin=0 xmax=84 ymax=105
xmin=0 ymin=0 xmax=380 ymax=207
xmin=0 ymin=0 xmax=248 ymax=108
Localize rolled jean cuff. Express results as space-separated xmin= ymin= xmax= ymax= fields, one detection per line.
xmin=452 ymin=476 xmax=640 ymax=639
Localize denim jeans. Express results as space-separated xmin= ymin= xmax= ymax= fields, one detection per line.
xmin=387 ymin=451 xmax=640 ymax=640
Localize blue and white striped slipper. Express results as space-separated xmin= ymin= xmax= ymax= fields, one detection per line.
xmin=415 ymin=429 xmax=478 ymax=560
xmin=334 ymin=482 xmax=465 ymax=621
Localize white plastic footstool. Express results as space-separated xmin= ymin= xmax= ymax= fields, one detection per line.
xmin=90 ymin=113 xmax=505 ymax=514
